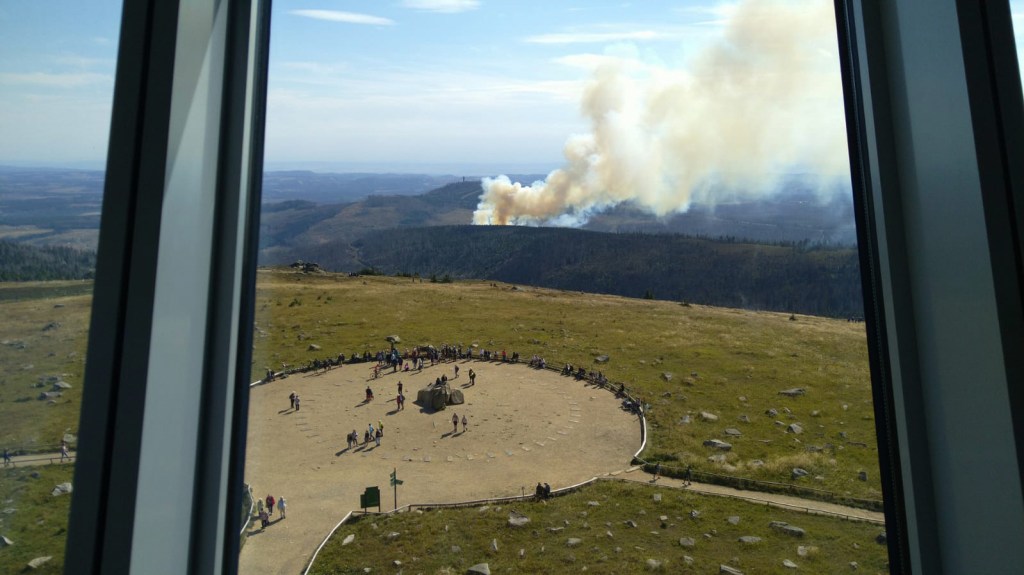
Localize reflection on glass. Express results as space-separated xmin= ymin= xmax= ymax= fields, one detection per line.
xmin=243 ymin=1 xmax=888 ymax=573
xmin=0 ymin=2 xmax=120 ymax=573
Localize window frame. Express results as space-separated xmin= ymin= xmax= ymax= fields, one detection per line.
xmin=62 ymin=0 xmax=1024 ymax=573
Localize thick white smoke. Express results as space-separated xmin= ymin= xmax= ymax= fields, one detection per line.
xmin=473 ymin=0 xmax=848 ymax=226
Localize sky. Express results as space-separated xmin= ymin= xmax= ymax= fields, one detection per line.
xmin=1 ymin=1 xmax=1024 ymax=174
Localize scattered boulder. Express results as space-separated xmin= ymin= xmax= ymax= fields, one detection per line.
xmin=727 ymin=516 xmax=740 ymax=525
xmin=661 ymin=372 xmax=673 ymax=382
xmin=307 ymin=344 xmax=321 ymax=351
xmin=699 ymin=411 xmax=719 ymax=422
xmin=766 ymin=408 xmax=779 ymax=417
xmin=38 ymin=391 xmax=61 ymax=401
xmin=720 ymin=565 xmax=744 ymax=574
xmin=467 ymin=564 xmax=491 ymax=575
xmin=385 ymin=531 xmax=400 ymax=540
xmin=27 ymin=557 xmax=53 ymax=570
xmin=595 ymin=355 xmax=609 ymax=364
xmin=1 ymin=535 xmax=13 ymax=547
xmin=42 ymin=322 xmax=61 ymax=332
xmin=724 ymin=428 xmax=742 ymax=436
xmin=490 ymin=538 xmax=499 ymax=552
xmin=786 ymin=423 xmax=804 ymax=434
xmin=646 ymin=558 xmax=662 ymax=570
xmin=707 ymin=454 xmax=727 ymax=464
xmin=52 ymin=381 xmax=72 ymax=391
xmin=858 ymin=471 xmax=869 ymax=481
xmin=748 ymin=459 xmax=765 ymax=468
xmin=876 ymin=532 xmax=887 ymax=545
xmin=792 ymin=468 xmax=809 ymax=479
xmin=508 ymin=513 xmax=530 ymax=527
xmin=624 ymin=520 xmax=638 ymax=528
xmin=566 ymin=538 xmax=582 ymax=547
xmin=393 ymin=560 xmax=402 ymax=567
xmin=770 ymin=521 xmax=806 ymax=537
xmin=51 ymin=483 xmax=73 ymax=496
xmin=738 ymin=536 xmax=761 ymax=544
xmin=451 ymin=545 xmax=461 ymax=553
xmin=703 ymin=439 xmax=732 ymax=451
xmin=342 ymin=534 xmax=355 ymax=546
xmin=652 ymin=493 xmax=662 ymax=502
xmin=738 ymin=415 xmax=750 ymax=423
xmin=587 ymin=501 xmax=600 ymax=507
xmin=850 ymin=561 xmax=859 ymax=570
xmin=678 ymin=415 xmax=692 ymax=425
xmin=386 ymin=335 xmax=401 ymax=344
xmin=690 ymin=510 xmax=701 ymax=519
xmin=779 ymin=388 xmax=806 ymax=397
xmin=678 ymin=537 xmax=695 ymax=547
xmin=783 ymin=559 xmax=799 ymax=569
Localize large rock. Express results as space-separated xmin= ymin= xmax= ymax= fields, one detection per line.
xmin=51 ymin=483 xmax=73 ymax=496
xmin=769 ymin=521 xmax=806 ymax=537
xmin=791 ymin=468 xmax=809 ymax=479
xmin=466 ymin=564 xmax=491 ymax=575
xmin=646 ymin=558 xmax=662 ymax=570
xmin=566 ymin=537 xmax=582 ymax=547
xmin=720 ymin=565 xmax=744 ymax=575
xmin=738 ymin=536 xmax=762 ymax=544
xmin=786 ymin=423 xmax=804 ymax=434
xmin=779 ymin=388 xmax=806 ymax=397
xmin=678 ymin=537 xmax=695 ymax=547
xmin=723 ymin=428 xmax=742 ymax=436
xmin=416 ymin=385 xmax=449 ymax=411
xmin=661 ymin=372 xmax=673 ymax=382
xmin=703 ymin=439 xmax=732 ymax=451
xmin=595 ymin=355 xmax=609 ymax=364
xmin=1 ymin=535 xmax=13 ymax=547
xmin=699 ymin=411 xmax=719 ymax=422
xmin=52 ymin=381 xmax=73 ymax=390
xmin=342 ymin=534 xmax=355 ymax=546
xmin=783 ymin=559 xmax=799 ymax=569
xmin=27 ymin=557 xmax=53 ymax=570
xmin=508 ymin=513 xmax=530 ymax=527
xmin=448 ymin=389 xmax=465 ymax=405
xmin=307 ymin=343 xmax=321 ymax=351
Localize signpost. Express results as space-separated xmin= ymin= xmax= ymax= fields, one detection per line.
xmin=360 ymin=486 xmax=381 ymax=513
xmin=389 ymin=468 xmax=403 ymax=510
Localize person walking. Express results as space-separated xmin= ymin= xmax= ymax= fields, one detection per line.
xmin=257 ymin=497 xmax=264 ymax=516
xmin=468 ymin=369 xmax=476 ymax=386
xmin=266 ymin=494 xmax=276 ymax=517
xmin=2 ymin=448 xmax=10 ymax=467
xmin=60 ymin=440 xmax=70 ymax=462
xmin=397 ymin=381 xmax=403 ymax=395
xmin=277 ymin=496 xmax=287 ymax=519
xmin=452 ymin=413 xmax=459 ymax=434
xmin=652 ymin=462 xmax=661 ymax=483
xmin=378 ymin=420 xmax=384 ymax=437
xmin=461 ymin=414 xmax=468 ymax=432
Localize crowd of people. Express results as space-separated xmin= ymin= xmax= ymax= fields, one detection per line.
xmin=256 ymin=492 xmax=287 ymax=529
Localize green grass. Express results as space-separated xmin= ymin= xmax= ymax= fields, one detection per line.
xmin=251 ymin=270 xmax=880 ymax=502
xmin=0 ymin=465 xmax=75 ymax=575
xmin=309 ymin=479 xmax=888 ymax=575
xmin=0 ymin=283 xmax=90 ymax=453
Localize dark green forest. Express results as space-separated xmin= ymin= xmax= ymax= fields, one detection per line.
xmin=0 ymin=241 xmax=95 ymax=281
xmin=347 ymin=226 xmax=864 ymax=318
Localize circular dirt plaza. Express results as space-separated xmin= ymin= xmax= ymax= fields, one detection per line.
xmin=239 ymin=359 xmax=641 ymax=574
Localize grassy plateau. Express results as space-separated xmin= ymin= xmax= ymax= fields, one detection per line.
xmin=0 ymin=269 xmax=884 ymax=573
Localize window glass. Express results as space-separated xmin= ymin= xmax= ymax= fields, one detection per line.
xmin=243 ymin=1 xmax=888 ymax=573
xmin=0 ymin=2 xmax=121 ymax=573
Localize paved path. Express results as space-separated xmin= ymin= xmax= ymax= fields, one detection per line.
xmin=614 ymin=466 xmax=885 ymax=524
xmin=3 ymin=451 xmax=76 ymax=467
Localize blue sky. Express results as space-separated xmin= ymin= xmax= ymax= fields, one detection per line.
xmin=2 ymin=1 xmax=1023 ymax=174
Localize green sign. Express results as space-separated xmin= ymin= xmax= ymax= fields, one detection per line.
xmin=389 ymin=470 xmax=404 ymax=486
xmin=360 ymin=486 xmax=380 ymax=509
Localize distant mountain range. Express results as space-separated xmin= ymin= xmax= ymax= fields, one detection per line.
xmin=0 ymin=168 xmax=863 ymax=317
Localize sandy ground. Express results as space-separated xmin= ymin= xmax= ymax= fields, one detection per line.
xmin=238 ymin=360 xmax=641 ymax=575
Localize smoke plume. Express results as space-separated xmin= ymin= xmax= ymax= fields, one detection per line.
xmin=473 ymin=0 xmax=848 ymax=226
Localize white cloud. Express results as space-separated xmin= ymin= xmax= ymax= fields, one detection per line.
xmin=290 ymin=9 xmax=395 ymax=26
xmin=0 ymin=72 xmax=112 ymax=88
xmin=401 ymin=0 xmax=480 ymax=13
xmin=525 ymin=30 xmax=666 ymax=44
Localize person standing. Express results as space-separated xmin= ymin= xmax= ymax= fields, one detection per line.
xmin=378 ymin=420 xmax=384 ymax=437
xmin=2 ymin=448 xmax=10 ymax=467
xmin=454 ymin=365 xmax=459 ymax=378
xmin=461 ymin=414 xmax=468 ymax=432
xmin=468 ymin=369 xmax=476 ymax=386
xmin=257 ymin=497 xmax=264 ymax=517
xmin=289 ymin=391 xmax=296 ymax=410
xmin=266 ymin=494 xmax=276 ymax=517
xmin=277 ymin=496 xmax=287 ymax=519
xmin=397 ymin=381 xmax=403 ymax=395
xmin=375 ymin=428 xmax=382 ymax=447
xmin=60 ymin=440 xmax=70 ymax=462
xmin=452 ymin=413 xmax=459 ymax=434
